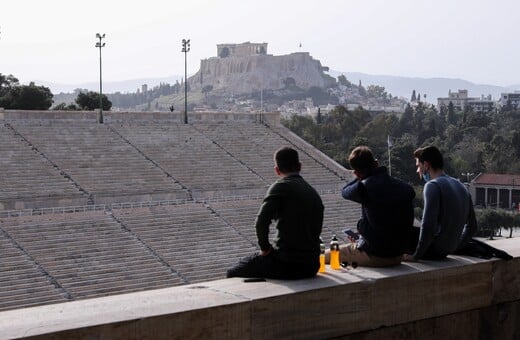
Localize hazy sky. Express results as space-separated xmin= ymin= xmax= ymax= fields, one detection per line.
xmin=1 ymin=0 xmax=519 ymax=87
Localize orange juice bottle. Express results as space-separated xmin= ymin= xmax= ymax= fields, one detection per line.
xmin=319 ymin=239 xmax=326 ymax=273
xmin=330 ymin=235 xmax=341 ymax=270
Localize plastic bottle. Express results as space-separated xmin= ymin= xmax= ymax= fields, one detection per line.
xmin=319 ymin=239 xmax=326 ymax=273
xmin=330 ymin=234 xmax=341 ymax=270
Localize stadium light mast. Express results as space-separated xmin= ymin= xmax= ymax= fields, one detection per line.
xmin=95 ymin=33 xmax=106 ymax=124
xmin=461 ymin=172 xmax=474 ymax=184
xmin=181 ymin=38 xmax=190 ymax=124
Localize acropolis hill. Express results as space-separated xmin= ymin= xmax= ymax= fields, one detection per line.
xmin=188 ymin=42 xmax=336 ymax=94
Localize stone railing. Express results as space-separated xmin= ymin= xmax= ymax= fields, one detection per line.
xmin=0 ymin=110 xmax=281 ymax=125
xmin=1 ymin=238 xmax=518 ymax=339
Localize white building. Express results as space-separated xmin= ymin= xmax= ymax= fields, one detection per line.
xmin=437 ymin=90 xmax=495 ymax=112
xmin=499 ymin=92 xmax=520 ymax=109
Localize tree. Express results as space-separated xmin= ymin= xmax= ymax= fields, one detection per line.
xmin=446 ymin=101 xmax=457 ymax=125
xmin=366 ymin=85 xmax=387 ymax=99
xmin=308 ymin=86 xmax=331 ymax=105
xmin=75 ymin=91 xmax=112 ymax=111
xmin=202 ymin=85 xmax=214 ymax=98
xmin=316 ymin=107 xmax=322 ymax=125
xmin=282 ymin=77 xmax=297 ymax=89
xmin=512 ymin=131 xmax=520 ymax=158
xmin=357 ymin=81 xmax=366 ymax=96
xmin=0 ymin=73 xmax=19 ymax=97
xmin=337 ymin=75 xmax=351 ymax=87
xmin=483 ymin=135 xmax=515 ymax=173
xmin=1 ymin=82 xmax=53 ymax=110
xmin=476 ymin=209 xmax=501 ymax=239
xmin=52 ymin=102 xmax=79 ymax=111
xmin=411 ymin=90 xmax=417 ymax=102
xmin=387 ymin=133 xmax=417 ymax=182
xmin=398 ymin=103 xmax=414 ymax=134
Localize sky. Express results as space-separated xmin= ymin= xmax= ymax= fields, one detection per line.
xmin=1 ymin=0 xmax=519 ymax=90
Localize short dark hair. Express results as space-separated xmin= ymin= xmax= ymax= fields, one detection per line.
xmin=414 ymin=146 xmax=444 ymax=169
xmin=275 ymin=147 xmax=301 ymax=173
xmin=348 ymin=146 xmax=377 ymax=174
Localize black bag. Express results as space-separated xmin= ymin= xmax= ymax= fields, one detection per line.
xmin=454 ymin=238 xmax=513 ymax=260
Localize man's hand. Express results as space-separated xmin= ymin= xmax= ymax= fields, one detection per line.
xmin=260 ymin=247 xmax=272 ymax=257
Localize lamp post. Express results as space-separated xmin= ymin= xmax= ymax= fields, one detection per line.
xmin=461 ymin=172 xmax=474 ymax=183
xmin=95 ymin=33 xmax=106 ymax=124
xmin=387 ymin=135 xmax=393 ymax=176
xmin=181 ymin=39 xmax=190 ymax=124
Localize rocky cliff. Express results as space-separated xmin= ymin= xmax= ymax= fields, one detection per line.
xmin=189 ymin=52 xmax=336 ymax=95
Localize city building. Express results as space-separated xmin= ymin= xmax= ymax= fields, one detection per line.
xmin=438 ymin=90 xmax=496 ymax=113
xmin=470 ymin=173 xmax=520 ymax=210
xmin=499 ymin=92 xmax=520 ymax=109
xmin=437 ymin=90 xmax=475 ymax=111
xmin=466 ymin=95 xmax=495 ymax=113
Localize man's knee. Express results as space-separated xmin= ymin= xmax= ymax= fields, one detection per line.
xmin=226 ymin=267 xmax=238 ymax=278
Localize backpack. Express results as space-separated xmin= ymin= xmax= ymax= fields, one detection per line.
xmin=454 ymin=238 xmax=513 ymax=260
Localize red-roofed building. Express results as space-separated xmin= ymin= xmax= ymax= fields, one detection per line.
xmin=470 ymin=173 xmax=520 ymax=210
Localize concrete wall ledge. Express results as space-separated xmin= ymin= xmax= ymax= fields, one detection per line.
xmin=1 ymin=238 xmax=519 ymax=339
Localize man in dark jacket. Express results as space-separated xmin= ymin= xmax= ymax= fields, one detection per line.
xmin=227 ymin=147 xmax=324 ymax=279
xmin=330 ymin=146 xmax=415 ymax=267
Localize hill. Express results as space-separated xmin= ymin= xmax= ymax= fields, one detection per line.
xmin=329 ymin=71 xmax=519 ymax=102
xmin=41 ymin=75 xmax=184 ymax=95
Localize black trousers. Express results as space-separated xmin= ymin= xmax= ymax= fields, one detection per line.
xmin=226 ymin=251 xmax=319 ymax=280
xmin=407 ymin=226 xmax=447 ymax=260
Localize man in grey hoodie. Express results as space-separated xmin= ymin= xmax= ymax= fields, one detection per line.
xmin=405 ymin=146 xmax=478 ymax=261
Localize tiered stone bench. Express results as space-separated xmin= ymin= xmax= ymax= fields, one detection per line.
xmin=0 ymin=125 xmax=85 ymax=210
xmin=0 ymin=211 xmax=184 ymax=306
xmin=207 ymin=193 xmax=363 ymax=246
xmin=9 ymin=121 xmax=189 ymax=203
xmin=195 ymin=122 xmax=345 ymax=191
xmin=111 ymin=122 xmax=268 ymax=196
xmin=112 ymin=203 xmax=257 ymax=283
xmin=1 ymin=112 xmax=349 ymax=208
xmin=1 ymin=238 xmax=517 ymax=339
xmin=320 ymin=192 xmax=363 ymax=242
xmin=0 ymin=195 xmax=360 ymax=313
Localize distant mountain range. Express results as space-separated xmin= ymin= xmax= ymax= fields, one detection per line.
xmin=43 ymin=71 xmax=520 ymax=104
xmin=40 ymin=75 xmax=184 ymax=94
xmin=329 ymin=71 xmax=520 ymax=103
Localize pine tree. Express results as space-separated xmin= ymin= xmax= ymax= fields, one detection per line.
xmin=411 ymin=90 xmax=417 ymax=102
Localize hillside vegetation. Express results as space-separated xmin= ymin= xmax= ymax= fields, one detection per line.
xmin=283 ymin=103 xmax=520 ymax=185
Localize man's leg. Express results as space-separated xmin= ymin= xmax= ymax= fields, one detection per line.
xmin=272 ymin=258 xmax=319 ymax=280
xmin=406 ymin=226 xmax=421 ymax=254
xmin=226 ymin=252 xmax=274 ymax=278
xmin=326 ymin=243 xmax=401 ymax=267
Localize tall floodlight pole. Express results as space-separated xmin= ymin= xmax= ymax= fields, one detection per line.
xmin=181 ymin=39 xmax=190 ymax=124
xmin=387 ymin=135 xmax=393 ymax=176
xmin=461 ymin=172 xmax=474 ymax=184
xmin=95 ymin=33 xmax=106 ymax=124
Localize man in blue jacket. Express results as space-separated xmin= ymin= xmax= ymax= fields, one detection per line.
xmin=332 ymin=146 xmax=415 ymax=267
